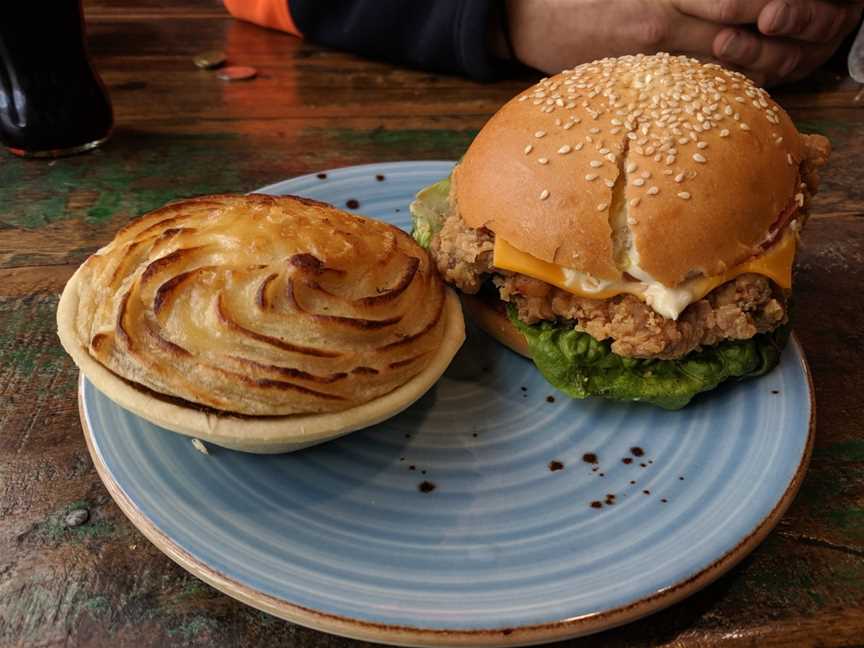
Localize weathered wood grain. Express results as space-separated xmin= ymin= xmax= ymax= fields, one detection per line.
xmin=1 ymin=1 xmax=863 ymax=646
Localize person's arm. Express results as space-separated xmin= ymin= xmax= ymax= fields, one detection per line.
xmin=223 ymin=0 xmax=508 ymax=80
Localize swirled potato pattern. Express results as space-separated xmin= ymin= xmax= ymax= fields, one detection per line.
xmin=72 ymin=194 xmax=447 ymax=416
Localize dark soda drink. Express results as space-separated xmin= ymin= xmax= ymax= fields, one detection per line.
xmin=0 ymin=0 xmax=113 ymax=157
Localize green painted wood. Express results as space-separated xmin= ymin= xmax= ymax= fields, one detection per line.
xmin=1 ymin=2 xmax=863 ymax=646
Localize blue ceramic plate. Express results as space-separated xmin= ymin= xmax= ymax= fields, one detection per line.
xmin=80 ymin=162 xmax=814 ymax=646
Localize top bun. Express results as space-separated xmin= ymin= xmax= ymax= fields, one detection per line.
xmin=455 ymin=53 xmax=806 ymax=286
xmin=60 ymin=194 xmax=455 ymax=417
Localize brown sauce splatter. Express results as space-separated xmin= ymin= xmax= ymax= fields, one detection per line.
xmin=598 ymin=473 xmax=605 ymax=477
xmin=622 ymin=457 xmax=633 ymax=464
xmin=643 ymin=490 xmax=651 ymax=495
xmin=548 ymin=460 xmax=564 ymax=472
xmin=629 ymin=480 xmax=636 ymax=485
xmin=582 ymin=453 xmax=598 ymax=464
xmin=640 ymin=463 xmax=647 ymax=468
xmin=375 ymin=174 xmax=385 ymax=181
xmin=771 ymin=390 xmax=780 ymax=394
xmin=630 ymin=447 xmax=644 ymax=457
xmin=661 ymin=498 xmax=668 ymax=503
xmin=418 ymin=481 xmax=436 ymax=493
xmin=679 ymin=476 xmax=685 ymax=481
xmin=316 ymin=172 xmax=327 ymax=179
xmin=590 ymin=501 xmax=603 ymax=509
xmin=409 ymin=465 xmax=416 ymax=471
xmin=346 ymin=199 xmax=360 ymax=209
xmin=546 ymin=396 xmax=555 ymax=403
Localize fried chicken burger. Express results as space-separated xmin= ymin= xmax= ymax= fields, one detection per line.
xmin=411 ymin=53 xmax=830 ymax=409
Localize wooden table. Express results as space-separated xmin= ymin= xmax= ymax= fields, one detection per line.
xmin=2 ymin=1 xmax=863 ymax=646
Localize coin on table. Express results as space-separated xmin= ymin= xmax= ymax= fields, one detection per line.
xmin=193 ymin=50 xmax=227 ymax=70
xmin=217 ymin=66 xmax=258 ymax=81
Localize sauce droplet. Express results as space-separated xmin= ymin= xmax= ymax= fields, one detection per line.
xmin=622 ymin=457 xmax=633 ymax=464
xmin=590 ymin=501 xmax=603 ymax=509
xmin=582 ymin=453 xmax=598 ymax=464
xmin=418 ymin=481 xmax=436 ymax=493
xmin=548 ymin=460 xmax=564 ymax=472
xmin=375 ymin=174 xmax=385 ymax=181
xmin=316 ymin=172 xmax=327 ymax=179
xmin=346 ymin=199 xmax=360 ymax=209
xmin=630 ymin=447 xmax=645 ymax=457
xmin=546 ymin=395 xmax=555 ymax=403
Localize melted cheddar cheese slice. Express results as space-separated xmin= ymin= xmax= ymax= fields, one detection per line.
xmin=493 ymin=229 xmax=796 ymax=320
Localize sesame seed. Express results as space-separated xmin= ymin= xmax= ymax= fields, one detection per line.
xmin=585 ymin=174 xmax=597 ymax=181
xmin=604 ymin=179 xmax=615 ymax=188
xmin=590 ymin=160 xmax=603 ymax=168
xmin=554 ymin=118 xmax=562 ymax=126
xmin=599 ymin=147 xmax=610 ymax=155
xmin=640 ymin=170 xmax=651 ymax=179
xmin=677 ymin=191 xmax=691 ymax=200
xmin=524 ymin=144 xmax=533 ymax=154
xmin=696 ymin=141 xmax=708 ymax=149
xmin=535 ymin=130 xmax=546 ymax=138
xmin=775 ymin=136 xmax=784 ymax=145
xmin=574 ymin=142 xmax=584 ymax=151
xmin=597 ymin=202 xmax=608 ymax=211
xmin=787 ymin=153 xmax=794 ymax=166
xmin=630 ymin=197 xmax=641 ymax=207
xmin=555 ymin=98 xmax=564 ymax=107
xmin=719 ymin=129 xmax=730 ymax=137
xmin=606 ymin=153 xmax=616 ymax=162
xmin=633 ymin=178 xmax=645 ymax=187
xmin=538 ymin=157 xmax=549 ymax=165
xmin=539 ymin=189 xmax=550 ymax=200
xmin=558 ymin=145 xmax=572 ymax=155
xmin=675 ymin=172 xmax=685 ymax=183
xmin=739 ymin=123 xmax=750 ymax=131
xmin=518 ymin=95 xmax=528 ymax=102
xmin=590 ymin=127 xmax=601 ymax=134
xmin=626 ymin=162 xmax=637 ymax=173
xmin=647 ymin=186 xmax=659 ymax=195
xmin=563 ymin=121 xmax=574 ymax=130
xmin=693 ymin=153 xmax=706 ymax=163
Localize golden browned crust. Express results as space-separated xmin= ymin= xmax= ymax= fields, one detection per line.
xmin=61 ymin=194 xmax=458 ymax=417
xmin=454 ymin=53 xmax=829 ymax=287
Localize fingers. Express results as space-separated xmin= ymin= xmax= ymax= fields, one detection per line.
xmin=757 ymin=0 xmax=854 ymax=43
xmin=672 ymin=0 xmax=772 ymax=24
xmin=713 ymin=28 xmax=804 ymax=80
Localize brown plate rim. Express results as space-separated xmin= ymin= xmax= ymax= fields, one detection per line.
xmin=79 ymin=334 xmax=816 ymax=647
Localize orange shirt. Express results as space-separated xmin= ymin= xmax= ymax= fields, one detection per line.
xmin=223 ymin=0 xmax=301 ymax=36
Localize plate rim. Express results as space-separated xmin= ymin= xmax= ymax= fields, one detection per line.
xmin=78 ymin=161 xmax=816 ymax=646
xmin=79 ymin=335 xmax=815 ymax=647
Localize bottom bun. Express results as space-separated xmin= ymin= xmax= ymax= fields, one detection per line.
xmin=59 ymin=270 xmax=466 ymax=454
xmin=460 ymin=292 xmax=530 ymax=359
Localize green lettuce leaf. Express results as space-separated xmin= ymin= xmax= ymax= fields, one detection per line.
xmin=508 ymin=305 xmax=788 ymax=410
xmin=409 ymin=177 xmax=451 ymax=249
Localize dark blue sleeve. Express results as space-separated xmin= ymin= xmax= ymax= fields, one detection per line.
xmin=289 ymin=0 xmax=505 ymax=80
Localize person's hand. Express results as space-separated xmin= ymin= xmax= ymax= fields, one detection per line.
xmin=504 ymin=0 xmax=863 ymax=86
xmin=676 ymin=0 xmax=863 ymax=84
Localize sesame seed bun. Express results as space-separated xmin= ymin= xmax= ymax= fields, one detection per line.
xmin=459 ymin=293 xmax=529 ymax=359
xmin=455 ymin=53 xmax=807 ymax=287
